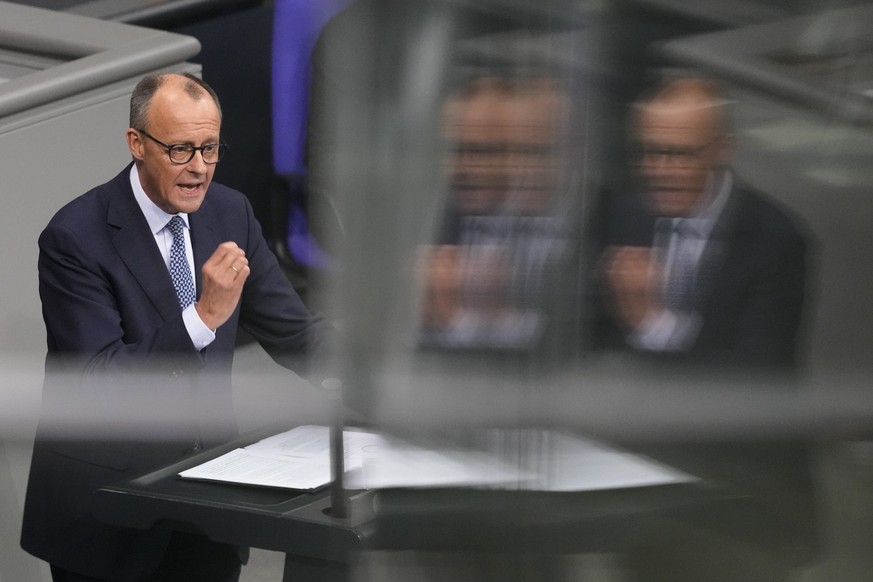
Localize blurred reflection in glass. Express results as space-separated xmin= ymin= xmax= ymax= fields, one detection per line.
xmin=418 ymin=74 xmax=573 ymax=350
xmin=598 ymin=74 xmax=813 ymax=376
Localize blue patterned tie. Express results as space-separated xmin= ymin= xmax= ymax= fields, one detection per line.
xmin=664 ymin=219 xmax=697 ymax=310
xmin=166 ymin=216 xmax=196 ymax=308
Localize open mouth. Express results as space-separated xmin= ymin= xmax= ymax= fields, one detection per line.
xmin=651 ymin=186 xmax=690 ymax=199
xmin=177 ymin=183 xmax=202 ymax=195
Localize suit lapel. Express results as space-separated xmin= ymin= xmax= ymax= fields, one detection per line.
xmin=697 ymin=186 xmax=747 ymax=308
xmin=106 ymin=168 xmax=181 ymax=322
xmin=188 ymin=196 xmax=221 ymax=301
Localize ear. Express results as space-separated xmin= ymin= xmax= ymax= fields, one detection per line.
xmin=126 ymin=128 xmax=144 ymax=161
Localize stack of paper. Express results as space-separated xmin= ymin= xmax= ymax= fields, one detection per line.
xmin=179 ymin=425 xmax=382 ymax=491
xmin=179 ymin=426 xmax=696 ymax=493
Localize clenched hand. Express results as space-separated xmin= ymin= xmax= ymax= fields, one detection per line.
xmin=195 ymin=241 xmax=250 ymax=330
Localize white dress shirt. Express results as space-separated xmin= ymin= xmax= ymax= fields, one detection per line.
xmin=129 ymin=165 xmax=216 ymax=350
xmin=630 ymin=170 xmax=732 ymax=352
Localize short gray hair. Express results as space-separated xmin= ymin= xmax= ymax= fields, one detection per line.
xmin=129 ymin=73 xmax=222 ymax=129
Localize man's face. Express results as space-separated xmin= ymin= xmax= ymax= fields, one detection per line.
xmin=634 ymin=101 xmax=730 ymax=217
xmin=443 ymin=84 xmax=513 ymax=215
xmin=127 ymin=83 xmax=221 ymax=215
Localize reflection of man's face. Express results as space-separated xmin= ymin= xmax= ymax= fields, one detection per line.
xmin=503 ymin=79 xmax=567 ymax=215
xmin=635 ymin=98 xmax=729 ymax=217
xmin=443 ymin=82 xmax=512 ymax=215
xmin=127 ymin=79 xmax=221 ymax=215
xmin=443 ymin=78 xmax=567 ymax=215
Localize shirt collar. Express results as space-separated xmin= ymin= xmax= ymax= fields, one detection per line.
xmin=671 ymin=169 xmax=732 ymax=238
xmin=129 ymin=164 xmax=190 ymax=234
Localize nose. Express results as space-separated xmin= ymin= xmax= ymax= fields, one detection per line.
xmin=186 ymin=149 xmax=209 ymax=173
xmin=643 ymin=155 xmax=672 ymax=180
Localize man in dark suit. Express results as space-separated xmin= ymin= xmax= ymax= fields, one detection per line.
xmin=598 ymin=75 xmax=818 ymax=582
xmin=601 ymin=75 xmax=810 ymax=373
xmin=21 ymin=73 xmax=334 ymax=581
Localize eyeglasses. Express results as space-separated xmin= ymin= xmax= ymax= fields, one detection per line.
xmin=450 ymin=143 xmax=558 ymax=167
xmin=138 ymin=129 xmax=227 ymax=165
xmin=634 ymin=138 xmax=718 ymax=168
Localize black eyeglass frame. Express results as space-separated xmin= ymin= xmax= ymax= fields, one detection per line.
xmin=137 ymin=129 xmax=227 ymax=165
xmin=633 ymin=137 xmax=720 ymax=168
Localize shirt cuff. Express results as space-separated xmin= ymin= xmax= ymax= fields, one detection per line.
xmin=183 ymin=303 xmax=216 ymax=351
xmin=628 ymin=309 xmax=702 ymax=353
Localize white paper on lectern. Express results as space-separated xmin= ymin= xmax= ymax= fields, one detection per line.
xmin=179 ymin=426 xmax=696 ymax=492
xmin=178 ymin=448 xmax=332 ymax=491
xmin=345 ymin=437 xmax=533 ymax=490
xmin=245 ymin=424 xmax=385 ymax=468
xmin=524 ymin=431 xmax=696 ymax=492
xmin=178 ymin=425 xmax=384 ymax=491
xmin=349 ymin=431 xmax=695 ymax=491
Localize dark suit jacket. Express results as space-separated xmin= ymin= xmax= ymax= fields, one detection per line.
xmin=597 ymin=179 xmax=813 ymax=374
xmin=690 ymin=182 xmax=811 ymax=371
xmin=593 ymin=179 xmax=819 ymax=565
xmin=21 ymin=165 xmax=333 ymax=580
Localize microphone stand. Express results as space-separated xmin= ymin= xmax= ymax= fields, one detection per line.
xmin=323 ymin=378 xmax=347 ymax=518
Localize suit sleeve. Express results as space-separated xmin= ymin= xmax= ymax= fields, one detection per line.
xmin=234 ymin=195 xmax=337 ymax=377
xmin=38 ymin=223 xmax=202 ymax=375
